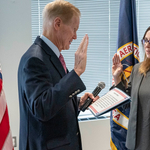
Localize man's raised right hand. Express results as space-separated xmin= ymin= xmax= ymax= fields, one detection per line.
xmin=74 ymin=34 xmax=89 ymax=76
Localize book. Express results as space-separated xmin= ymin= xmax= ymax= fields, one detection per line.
xmin=88 ymin=87 xmax=131 ymax=117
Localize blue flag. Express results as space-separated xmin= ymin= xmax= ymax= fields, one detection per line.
xmin=110 ymin=0 xmax=140 ymax=149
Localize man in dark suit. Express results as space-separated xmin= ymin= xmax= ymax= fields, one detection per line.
xmin=18 ymin=0 xmax=97 ymax=150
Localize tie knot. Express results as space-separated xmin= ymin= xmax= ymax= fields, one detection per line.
xmin=59 ymin=53 xmax=67 ymax=73
xmin=59 ymin=53 xmax=64 ymax=60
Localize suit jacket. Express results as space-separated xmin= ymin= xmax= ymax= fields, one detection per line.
xmin=116 ymin=62 xmax=143 ymax=150
xmin=18 ymin=36 xmax=86 ymax=150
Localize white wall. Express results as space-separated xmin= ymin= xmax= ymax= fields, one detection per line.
xmin=0 ymin=0 xmax=32 ymax=148
xmin=0 ymin=0 xmax=111 ymax=150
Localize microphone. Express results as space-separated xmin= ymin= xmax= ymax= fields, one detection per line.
xmin=80 ymin=82 xmax=105 ymax=112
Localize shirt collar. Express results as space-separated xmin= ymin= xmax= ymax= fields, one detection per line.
xmin=40 ymin=35 xmax=60 ymax=58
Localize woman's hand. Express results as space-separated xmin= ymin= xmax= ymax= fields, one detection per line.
xmin=112 ymin=53 xmax=123 ymax=85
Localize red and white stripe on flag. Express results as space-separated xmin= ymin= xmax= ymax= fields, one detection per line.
xmin=0 ymin=70 xmax=14 ymax=150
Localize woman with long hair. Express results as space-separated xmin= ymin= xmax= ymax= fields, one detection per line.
xmin=112 ymin=26 xmax=150 ymax=150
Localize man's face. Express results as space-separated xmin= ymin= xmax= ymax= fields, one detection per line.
xmin=58 ymin=15 xmax=80 ymax=51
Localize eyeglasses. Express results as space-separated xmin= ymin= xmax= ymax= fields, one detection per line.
xmin=141 ymin=39 xmax=150 ymax=45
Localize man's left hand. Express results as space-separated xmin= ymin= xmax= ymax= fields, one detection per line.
xmin=79 ymin=93 xmax=99 ymax=110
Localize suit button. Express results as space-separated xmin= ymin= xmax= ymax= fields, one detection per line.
xmin=75 ymin=91 xmax=78 ymax=94
xmin=76 ymin=132 xmax=79 ymax=135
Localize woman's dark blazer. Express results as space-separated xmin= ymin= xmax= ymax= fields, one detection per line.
xmin=18 ymin=36 xmax=86 ymax=150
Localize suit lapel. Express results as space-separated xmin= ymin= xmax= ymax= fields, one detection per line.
xmin=133 ymin=73 xmax=144 ymax=102
xmin=34 ymin=36 xmax=66 ymax=77
xmin=131 ymin=69 xmax=144 ymax=118
xmin=128 ymin=69 xmax=144 ymax=148
xmin=50 ymin=56 xmax=66 ymax=77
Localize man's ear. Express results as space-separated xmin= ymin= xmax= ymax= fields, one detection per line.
xmin=53 ymin=17 xmax=62 ymax=30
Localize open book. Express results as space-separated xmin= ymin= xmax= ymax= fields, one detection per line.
xmin=88 ymin=87 xmax=131 ymax=117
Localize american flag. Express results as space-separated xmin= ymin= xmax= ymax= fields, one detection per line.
xmin=0 ymin=69 xmax=14 ymax=150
